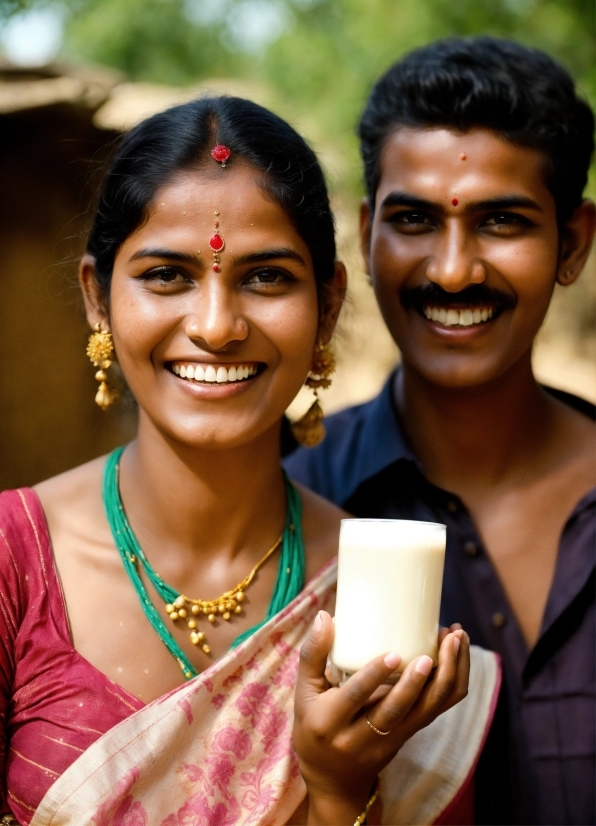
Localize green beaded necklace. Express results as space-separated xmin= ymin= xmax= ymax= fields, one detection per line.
xmin=103 ymin=446 xmax=305 ymax=679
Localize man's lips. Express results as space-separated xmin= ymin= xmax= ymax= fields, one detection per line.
xmin=170 ymin=362 xmax=263 ymax=385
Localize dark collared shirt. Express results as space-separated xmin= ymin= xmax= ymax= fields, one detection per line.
xmin=285 ymin=375 xmax=595 ymax=825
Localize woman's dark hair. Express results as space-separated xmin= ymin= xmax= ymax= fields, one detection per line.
xmin=359 ymin=37 xmax=595 ymax=225
xmin=87 ymin=95 xmax=336 ymax=302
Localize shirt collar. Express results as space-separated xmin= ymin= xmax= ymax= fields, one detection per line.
xmin=343 ymin=369 xmax=418 ymax=501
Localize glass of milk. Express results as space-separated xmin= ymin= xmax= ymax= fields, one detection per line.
xmin=331 ymin=519 xmax=446 ymax=681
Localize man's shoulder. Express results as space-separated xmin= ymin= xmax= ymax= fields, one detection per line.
xmin=284 ymin=378 xmax=402 ymax=505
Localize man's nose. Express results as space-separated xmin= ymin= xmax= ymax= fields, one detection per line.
xmin=425 ymin=221 xmax=486 ymax=292
xmin=184 ymin=279 xmax=249 ymax=350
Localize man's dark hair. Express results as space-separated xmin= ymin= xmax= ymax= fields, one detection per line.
xmin=358 ymin=37 xmax=594 ymax=224
xmin=87 ymin=95 xmax=336 ymax=304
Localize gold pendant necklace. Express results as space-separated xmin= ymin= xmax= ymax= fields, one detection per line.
xmin=164 ymin=534 xmax=283 ymax=653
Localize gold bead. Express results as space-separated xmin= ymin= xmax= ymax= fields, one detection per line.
xmin=190 ymin=631 xmax=200 ymax=644
xmin=236 ymin=591 xmax=245 ymax=603
xmin=178 ymin=608 xmax=187 ymax=619
xmin=202 ymin=644 xmax=211 ymax=654
xmin=223 ymin=612 xmax=231 ymax=620
xmin=196 ymin=631 xmax=205 ymax=642
xmin=173 ymin=596 xmax=185 ymax=609
xmin=202 ymin=606 xmax=210 ymax=614
xmin=228 ymin=599 xmax=236 ymax=609
xmin=95 ymin=369 xmax=108 ymax=382
xmin=170 ymin=611 xmax=179 ymax=621
xmin=218 ymin=604 xmax=226 ymax=613
xmin=234 ymin=605 xmax=242 ymax=614
xmin=208 ymin=613 xmax=216 ymax=623
xmin=165 ymin=604 xmax=174 ymax=614
xmin=191 ymin=604 xmax=201 ymax=615
xmin=187 ymin=619 xmax=197 ymax=629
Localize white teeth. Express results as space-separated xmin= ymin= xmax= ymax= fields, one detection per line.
xmin=446 ymin=309 xmax=459 ymax=325
xmin=173 ymin=363 xmax=257 ymax=384
xmin=422 ymin=305 xmax=496 ymax=327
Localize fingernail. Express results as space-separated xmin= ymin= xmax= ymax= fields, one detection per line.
xmin=384 ymin=652 xmax=401 ymax=669
xmin=453 ymin=637 xmax=461 ymax=654
xmin=415 ymin=655 xmax=433 ymax=676
xmin=312 ymin=611 xmax=323 ymax=634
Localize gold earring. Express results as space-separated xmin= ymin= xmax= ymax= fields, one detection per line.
xmin=86 ymin=322 xmax=117 ymax=410
xmin=291 ymin=342 xmax=336 ymax=448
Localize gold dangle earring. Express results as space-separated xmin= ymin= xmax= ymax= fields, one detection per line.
xmin=291 ymin=341 xmax=336 ymax=448
xmin=86 ymin=322 xmax=117 ymax=410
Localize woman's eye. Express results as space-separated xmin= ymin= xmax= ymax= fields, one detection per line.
xmin=140 ymin=267 xmax=189 ymax=285
xmin=244 ymin=268 xmax=291 ymax=286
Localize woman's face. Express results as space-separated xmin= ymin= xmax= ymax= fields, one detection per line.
xmin=96 ymin=164 xmax=323 ymax=449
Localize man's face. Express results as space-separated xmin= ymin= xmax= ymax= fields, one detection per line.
xmin=361 ymin=127 xmax=561 ymax=388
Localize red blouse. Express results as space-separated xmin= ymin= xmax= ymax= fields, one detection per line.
xmin=0 ymin=488 xmax=144 ymax=824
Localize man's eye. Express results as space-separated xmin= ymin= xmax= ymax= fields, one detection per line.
xmin=392 ymin=212 xmax=433 ymax=226
xmin=483 ymin=213 xmax=529 ymax=228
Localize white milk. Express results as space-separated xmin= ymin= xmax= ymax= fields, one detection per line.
xmin=331 ymin=519 xmax=446 ymax=677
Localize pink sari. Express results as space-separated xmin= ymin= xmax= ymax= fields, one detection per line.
xmin=29 ymin=558 xmax=500 ymax=826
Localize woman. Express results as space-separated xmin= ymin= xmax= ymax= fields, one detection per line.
xmin=0 ymin=96 xmax=497 ymax=825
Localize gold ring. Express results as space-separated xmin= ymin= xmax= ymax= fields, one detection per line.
xmin=365 ymin=714 xmax=392 ymax=736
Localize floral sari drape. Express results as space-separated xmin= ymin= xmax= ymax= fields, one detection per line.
xmin=30 ymin=560 xmax=499 ymax=826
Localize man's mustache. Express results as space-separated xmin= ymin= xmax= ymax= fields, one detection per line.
xmin=401 ymin=283 xmax=516 ymax=311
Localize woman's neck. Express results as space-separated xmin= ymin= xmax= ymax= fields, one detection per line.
xmin=118 ymin=415 xmax=287 ymax=568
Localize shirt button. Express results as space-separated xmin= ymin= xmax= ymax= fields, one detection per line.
xmin=492 ymin=612 xmax=507 ymax=629
xmin=446 ymin=500 xmax=458 ymax=513
xmin=463 ymin=541 xmax=479 ymax=557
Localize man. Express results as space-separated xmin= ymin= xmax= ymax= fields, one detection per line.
xmin=286 ymin=37 xmax=595 ymax=825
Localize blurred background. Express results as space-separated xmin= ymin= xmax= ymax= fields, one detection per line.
xmin=0 ymin=0 xmax=594 ymax=488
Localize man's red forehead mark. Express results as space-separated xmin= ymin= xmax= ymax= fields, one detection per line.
xmin=452 ymin=198 xmax=459 ymax=206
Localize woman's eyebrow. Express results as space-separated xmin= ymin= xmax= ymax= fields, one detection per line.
xmin=128 ymin=248 xmax=203 ymax=264
xmin=232 ymin=248 xmax=306 ymax=267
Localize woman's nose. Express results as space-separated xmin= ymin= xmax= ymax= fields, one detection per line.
xmin=184 ymin=279 xmax=248 ymax=350
xmin=425 ymin=222 xmax=486 ymax=292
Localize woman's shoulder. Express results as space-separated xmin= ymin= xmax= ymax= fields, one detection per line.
xmin=34 ymin=454 xmax=108 ymax=538
xmin=295 ymin=482 xmax=348 ymax=582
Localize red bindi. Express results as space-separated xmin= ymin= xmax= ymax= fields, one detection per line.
xmin=452 ymin=198 xmax=459 ymax=207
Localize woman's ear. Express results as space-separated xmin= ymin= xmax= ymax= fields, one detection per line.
xmin=79 ymin=254 xmax=110 ymax=330
xmin=318 ymin=261 xmax=347 ymax=343
xmin=556 ymin=199 xmax=596 ymax=286
xmin=359 ymin=198 xmax=372 ymax=277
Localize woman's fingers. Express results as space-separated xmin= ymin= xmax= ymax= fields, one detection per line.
xmin=295 ymin=611 xmax=335 ymax=709
xmin=364 ymin=654 xmax=434 ymax=735
xmin=328 ymin=652 xmax=402 ymax=725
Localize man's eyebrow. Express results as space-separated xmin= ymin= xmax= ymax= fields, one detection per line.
xmin=380 ymin=192 xmax=443 ymax=212
xmin=232 ymin=247 xmax=307 ymax=267
xmin=463 ymin=196 xmax=543 ymax=213
xmin=128 ymin=248 xmax=202 ymax=265
xmin=379 ymin=192 xmax=543 ymax=214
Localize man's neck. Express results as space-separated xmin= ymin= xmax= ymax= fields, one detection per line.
xmin=395 ymin=352 xmax=558 ymax=493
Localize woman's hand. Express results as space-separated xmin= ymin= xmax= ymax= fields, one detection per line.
xmin=293 ymin=611 xmax=469 ymax=825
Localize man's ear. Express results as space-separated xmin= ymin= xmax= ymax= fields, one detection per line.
xmin=79 ymin=254 xmax=110 ymax=330
xmin=318 ymin=261 xmax=347 ymax=344
xmin=556 ymin=199 xmax=596 ymax=286
xmin=359 ymin=198 xmax=372 ymax=278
